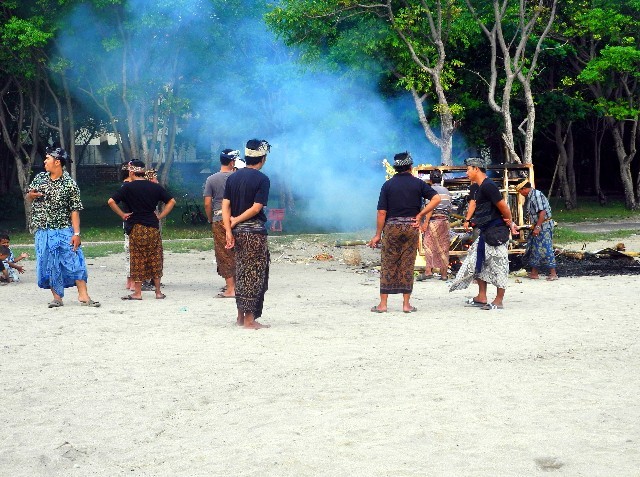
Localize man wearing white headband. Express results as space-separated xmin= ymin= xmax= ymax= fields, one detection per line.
xmin=222 ymin=139 xmax=272 ymax=329
xmin=203 ymin=148 xmax=240 ymax=298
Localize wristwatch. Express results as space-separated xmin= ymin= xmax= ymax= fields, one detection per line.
xmin=73 ymin=232 xmax=81 ymax=236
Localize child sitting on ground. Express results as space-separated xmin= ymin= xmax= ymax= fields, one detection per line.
xmin=0 ymin=233 xmax=29 ymax=283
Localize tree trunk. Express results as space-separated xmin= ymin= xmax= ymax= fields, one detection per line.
xmin=566 ymin=125 xmax=577 ymax=206
xmin=593 ymin=119 xmax=607 ymax=205
xmin=607 ymin=117 xmax=638 ymax=209
xmin=554 ymin=120 xmax=576 ymax=209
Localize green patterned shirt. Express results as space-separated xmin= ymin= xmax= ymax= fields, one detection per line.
xmin=28 ymin=171 xmax=83 ymax=231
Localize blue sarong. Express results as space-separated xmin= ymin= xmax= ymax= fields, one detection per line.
xmin=527 ymin=225 xmax=556 ymax=269
xmin=35 ymin=227 xmax=88 ymax=297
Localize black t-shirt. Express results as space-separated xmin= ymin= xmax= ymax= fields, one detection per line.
xmin=223 ymin=168 xmax=270 ymax=223
xmin=377 ymin=173 xmax=438 ymax=217
xmin=111 ymin=180 xmax=173 ymax=229
xmin=472 ymin=178 xmax=503 ymax=227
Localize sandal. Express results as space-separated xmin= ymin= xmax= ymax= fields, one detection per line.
xmin=121 ymin=295 xmax=142 ymax=300
xmin=80 ymin=299 xmax=101 ymax=307
xmin=481 ymin=303 xmax=504 ymax=311
xmin=403 ymin=306 xmax=417 ymax=313
xmin=48 ymin=299 xmax=63 ymax=308
xmin=370 ymin=306 xmax=387 ymax=313
xmin=156 ymin=293 xmax=166 ymax=299
xmin=465 ymin=297 xmax=487 ymax=307
xmin=546 ymin=276 xmax=559 ymax=281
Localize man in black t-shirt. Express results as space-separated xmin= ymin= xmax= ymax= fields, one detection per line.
xmin=108 ymin=160 xmax=176 ymax=300
xmin=222 ymin=139 xmax=272 ymax=329
xmin=368 ymin=152 xmax=440 ymax=313
xmin=449 ymin=158 xmax=519 ymax=310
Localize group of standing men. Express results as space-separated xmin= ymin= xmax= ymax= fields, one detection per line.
xmin=370 ymin=154 xmax=557 ymax=312
xmin=27 ymin=140 xmax=273 ymax=329
xmin=26 ymin=142 xmax=555 ymax=320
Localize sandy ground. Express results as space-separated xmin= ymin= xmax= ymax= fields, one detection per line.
xmin=1 ymin=234 xmax=640 ymax=476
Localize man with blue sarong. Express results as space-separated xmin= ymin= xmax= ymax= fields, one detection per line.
xmin=27 ymin=147 xmax=100 ymax=308
xmin=516 ymin=181 xmax=558 ymax=281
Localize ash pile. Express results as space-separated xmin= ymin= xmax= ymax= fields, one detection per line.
xmin=551 ymin=247 xmax=640 ymax=277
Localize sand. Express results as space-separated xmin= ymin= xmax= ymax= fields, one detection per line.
xmin=1 ymin=235 xmax=640 ymax=476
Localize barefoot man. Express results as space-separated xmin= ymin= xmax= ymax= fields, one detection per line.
xmin=222 ymin=139 xmax=272 ymax=329
xmin=516 ymin=181 xmax=558 ymax=280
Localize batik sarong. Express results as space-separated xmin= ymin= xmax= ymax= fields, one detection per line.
xmin=129 ymin=224 xmax=163 ymax=282
xmin=123 ymin=230 xmax=130 ymax=277
xmin=423 ymin=217 xmax=450 ymax=271
xmin=527 ymin=225 xmax=556 ymax=270
xmin=35 ymin=227 xmax=88 ymax=297
xmin=380 ymin=219 xmax=419 ymax=295
xmin=212 ymin=221 xmax=235 ymax=279
xmin=449 ymin=236 xmax=509 ymax=292
xmin=233 ymin=232 xmax=269 ymax=318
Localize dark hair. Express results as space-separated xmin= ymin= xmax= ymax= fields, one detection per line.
xmin=244 ymin=139 xmax=270 ymax=165
xmin=245 ymin=156 xmax=264 ymax=166
xmin=0 ymin=245 xmax=10 ymax=256
xmin=129 ymin=160 xmax=146 ymax=177
xmin=220 ymin=148 xmax=239 ymax=166
xmin=0 ymin=233 xmax=9 ymax=241
xmin=46 ymin=146 xmax=70 ymax=166
xmin=430 ymin=169 xmax=443 ymax=183
xmin=120 ymin=162 xmax=130 ymax=181
xmin=394 ymin=164 xmax=412 ymax=173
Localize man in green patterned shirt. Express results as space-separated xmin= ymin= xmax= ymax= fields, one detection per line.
xmin=27 ymin=147 xmax=100 ymax=308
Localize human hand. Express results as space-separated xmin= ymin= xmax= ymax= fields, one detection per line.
xmin=70 ymin=235 xmax=81 ymax=251
xmin=27 ymin=189 xmax=44 ymax=201
xmin=19 ymin=252 xmax=29 ymax=260
xmin=229 ymin=217 xmax=239 ymax=229
xmin=225 ymin=230 xmax=235 ymax=249
xmin=17 ymin=266 xmax=25 ymax=274
xmin=367 ymin=235 xmax=381 ymax=248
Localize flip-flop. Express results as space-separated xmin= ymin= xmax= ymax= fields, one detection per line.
xmin=403 ymin=306 xmax=417 ymax=313
xmin=465 ymin=297 xmax=487 ymax=306
xmin=156 ymin=293 xmax=166 ymax=299
xmin=80 ymin=299 xmax=101 ymax=307
xmin=546 ymin=276 xmax=559 ymax=281
xmin=416 ymin=274 xmax=433 ymax=281
xmin=48 ymin=299 xmax=63 ymax=308
xmin=121 ymin=295 xmax=142 ymax=300
xmin=370 ymin=306 xmax=387 ymax=313
xmin=525 ymin=274 xmax=539 ymax=279
xmin=215 ymin=293 xmax=235 ymax=298
xmin=481 ymin=303 xmax=504 ymax=311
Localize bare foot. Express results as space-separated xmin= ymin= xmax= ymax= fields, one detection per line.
xmin=244 ymin=322 xmax=270 ymax=329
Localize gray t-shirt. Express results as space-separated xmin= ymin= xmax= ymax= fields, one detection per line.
xmin=203 ymin=171 xmax=233 ymax=222
xmin=430 ymin=184 xmax=452 ymax=216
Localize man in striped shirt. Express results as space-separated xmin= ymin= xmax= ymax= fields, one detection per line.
xmin=517 ymin=182 xmax=558 ymax=281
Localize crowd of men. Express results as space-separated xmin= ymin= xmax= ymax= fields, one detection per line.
xmin=24 ymin=143 xmax=556 ymax=322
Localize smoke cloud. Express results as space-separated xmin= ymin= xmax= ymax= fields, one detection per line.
xmin=55 ymin=1 xmax=441 ymax=232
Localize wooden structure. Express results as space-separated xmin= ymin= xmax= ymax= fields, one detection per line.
xmin=413 ymin=163 xmax=535 ymax=267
